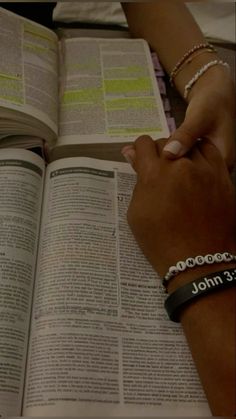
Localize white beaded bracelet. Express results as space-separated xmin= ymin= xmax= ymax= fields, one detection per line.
xmin=184 ymin=59 xmax=230 ymax=100
xmin=162 ymin=252 xmax=236 ymax=288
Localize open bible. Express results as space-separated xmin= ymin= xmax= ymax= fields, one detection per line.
xmin=0 ymin=148 xmax=211 ymax=417
xmin=0 ymin=7 xmax=169 ymax=153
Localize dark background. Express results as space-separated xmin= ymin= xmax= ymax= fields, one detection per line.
xmin=1 ymin=2 xmax=56 ymax=27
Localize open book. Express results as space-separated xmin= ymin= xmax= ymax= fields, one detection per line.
xmin=0 ymin=148 xmax=211 ymax=417
xmin=0 ymin=6 xmax=213 ymax=418
xmin=0 ymin=7 xmax=169 ymax=153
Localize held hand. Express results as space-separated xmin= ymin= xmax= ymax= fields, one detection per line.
xmin=163 ymin=66 xmax=236 ymax=170
xmin=123 ymin=136 xmax=236 ymax=278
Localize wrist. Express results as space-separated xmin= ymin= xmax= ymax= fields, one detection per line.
xmin=157 ymin=245 xmax=236 ymax=293
xmin=174 ymin=51 xmax=231 ymax=101
xmin=188 ymin=63 xmax=234 ymax=103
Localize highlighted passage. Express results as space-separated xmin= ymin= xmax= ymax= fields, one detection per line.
xmin=108 ymin=127 xmax=161 ymax=135
xmin=104 ymin=65 xmax=148 ymax=79
xmin=105 ymin=97 xmax=157 ymax=110
xmin=0 ymin=75 xmax=23 ymax=104
xmin=104 ymin=77 xmax=152 ymax=95
xmin=24 ymin=43 xmax=50 ymax=54
xmin=62 ymin=88 xmax=103 ymax=104
xmin=66 ymin=62 xmax=100 ymax=74
xmin=24 ymin=22 xmax=56 ymax=43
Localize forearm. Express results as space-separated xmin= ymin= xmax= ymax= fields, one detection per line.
xmin=126 ymin=134 xmax=236 ymax=415
xmin=167 ymin=262 xmax=236 ymax=416
xmin=122 ymin=1 xmax=221 ymax=98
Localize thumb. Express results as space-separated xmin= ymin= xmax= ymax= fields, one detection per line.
xmin=163 ymin=116 xmax=204 ymax=159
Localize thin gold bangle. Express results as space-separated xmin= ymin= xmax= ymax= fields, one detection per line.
xmin=172 ymin=48 xmax=216 ymax=84
xmin=169 ymin=43 xmax=216 ymax=86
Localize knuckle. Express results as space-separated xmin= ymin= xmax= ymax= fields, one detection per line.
xmin=135 ymin=135 xmax=153 ymax=147
xmin=173 ymin=157 xmax=215 ymax=187
xmin=175 ymin=157 xmax=193 ymax=173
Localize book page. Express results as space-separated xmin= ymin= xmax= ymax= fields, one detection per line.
xmin=0 ymin=149 xmax=45 ymax=417
xmin=23 ymin=157 xmax=210 ymax=417
xmin=57 ymin=38 xmax=169 ymax=146
xmin=0 ymin=7 xmax=58 ymax=138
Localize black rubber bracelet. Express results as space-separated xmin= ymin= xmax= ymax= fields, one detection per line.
xmin=165 ymin=268 xmax=236 ymax=322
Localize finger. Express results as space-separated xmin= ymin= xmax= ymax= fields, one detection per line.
xmin=197 ymin=140 xmax=227 ymax=170
xmin=162 ymin=104 xmax=209 ymax=158
xmin=134 ymin=135 xmax=159 ymax=176
xmin=186 ymin=139 xmax=208 ymax=165
xmin=187 ymin=139 xmax=234 ymax=178
xmin=121 ymin=144 xmax=136 ymax=166
xmin=210 ymin=129 xmax=236 ymax=171
xmin=154 ymin=138 xmax=169 ymax=155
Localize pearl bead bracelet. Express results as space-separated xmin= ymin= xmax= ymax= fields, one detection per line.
xmin=183 ymin=59 xmax=230 ymax=99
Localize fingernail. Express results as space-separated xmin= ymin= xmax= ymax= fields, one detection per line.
xmin=121 ymin=145 xmax=134 ymax=154
xmin=163 ymin=140 xmax=184 ymax=156
xmin=121 ymin=148 xmax=136 ymax=165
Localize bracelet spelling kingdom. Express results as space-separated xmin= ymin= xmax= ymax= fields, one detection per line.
xmin=165 ymin=268 xmax=236 ymax=322
xmin=162 ymin=252 xmax=236 ymax=289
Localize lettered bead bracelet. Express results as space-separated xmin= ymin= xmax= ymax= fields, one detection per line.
xmin=162 ymin=252 xmax=236 ymax=289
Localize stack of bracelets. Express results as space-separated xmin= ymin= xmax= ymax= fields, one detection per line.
xmin=169 ymin=42 xmax=230 ymax=100
xmin=163 ymin=252 xmax=236 ymax=322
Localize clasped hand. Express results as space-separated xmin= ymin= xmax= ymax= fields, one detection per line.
xmin=124 ymin=136 xmax=236 ymax=278
xmin=163 ymin=65 xmax=236 ymax=170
